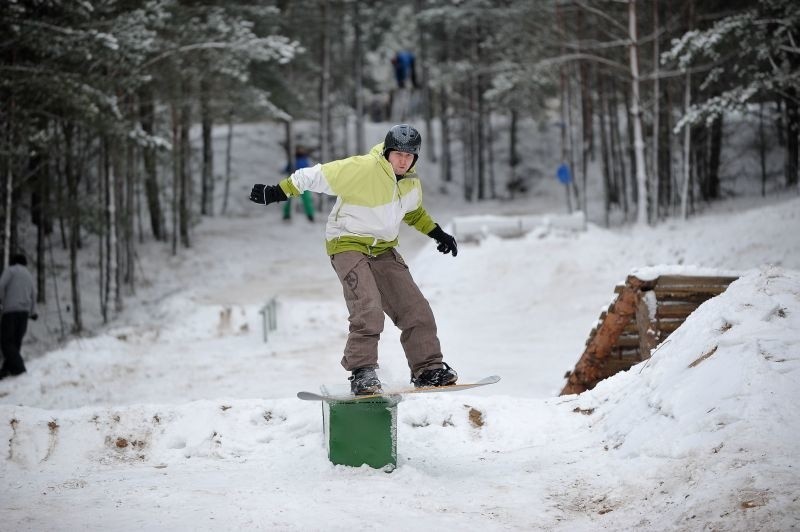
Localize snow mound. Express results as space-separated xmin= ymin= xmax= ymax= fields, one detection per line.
xmin=1 ymin=398 xmax=318 ymax=471
xmin=572 ymin=266 xmax=800 ymax=528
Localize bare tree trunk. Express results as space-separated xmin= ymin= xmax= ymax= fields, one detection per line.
xmin=476 ymin=71 xmax=486 ymax=199
xmin=2 ymin=59 xmax=13 ymax=267
xmin=320 ymin=0 xmax=331 ymax=164
xmin=664 ymin=78 xmax=677 ymax=212
xmin=651 ymin=0 xmax=660 ymax=223
xmin=581 ymin=72 xmax=589 ymax=216
xmin=706 ymin=114 xmax=723 ymax=199
xmin=353 ymin=1 xmax=365 ymax=154
xmin=509 ymin=109 xmax=520 ymax=197
xmin=138 ymin=85 xmax=164 ymax=241
xmin=34 ymin=148 xmax=48 ymax=303
xmin=170 ymin=101 xmax=179 ymax=256
xmin=109 ymin=146 xmax=121 ymax=315
xmin=558 ymin=67 xmax=572 ymax=212
xmin=222 ymin=108 xmax=234 ymax=215
xmin=629 ymin=0 xmax=649 ymax=226
xmin=2 ymin=93 xmax=13 ymax=267
xmin=200 ymin=75 xmax=214 ymax=216
xmin=318 ymin=0 xmax=332 ymax=213
xmin=680 ymin=70 xmax=692 ymax=219
xmin=567 ymin=66 xmax=580 ymax=211
xmin=759 ymin=102 xmax=767 ymax=196
xmin=598 ymin=74 xmax=612 ymax=227
xmin=610 ymin=82 xmax=628 ymax=218
xmin=785 ymin=87 xmax=799 ymax=187
xmin=285 ymin=119 xmax=296 ymax=172
xmin=98 ymin=139 xmax=107 ymax=323
xmin=439 ymin=33 xmax=452 ymax=188
xmin=439 ymin=87 xmax=452 ymax=186
xmin=557 ymin=1 xmax=576 ymax=213
xmin=680 ymin=0 xmax=694 ymax=219
xmin=125 ymin=135 xmax=135 ymax=294
xmin=179 ymin=89 xmax=192 ymax=248
xmin=64 ymin=123 xmax=82 ymax=333
xmin=3 ymin=154 xmax=12 ymax=268
xmin=487 ymin=111 xmax=496 ymax=199
xmin=577 ymin=7 xmax=591 ymax=217
xmin=416 ymin=0 xmax=435 ymax=162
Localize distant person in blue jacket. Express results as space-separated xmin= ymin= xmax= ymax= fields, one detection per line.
xmin=283 ymin=146 xmax=315 ymax=222
xmin=391 ymin=50 xmax=418 ymax=89
xmin=0 ymin=254 xmax=37 ymax=380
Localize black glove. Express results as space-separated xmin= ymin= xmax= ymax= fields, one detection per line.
xmin=427 ymin=224 xmax=458 ymax=257
xmin=249 ymin=184 xmax=288 ymax=205
xmin=30 ymin=313 xmax=38 ymax=321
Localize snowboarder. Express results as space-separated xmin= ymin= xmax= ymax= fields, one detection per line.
xmin=0 ymin=253 xmax=37 ymax=380
xmin=249 ymin=124 xmax=458 ymax=395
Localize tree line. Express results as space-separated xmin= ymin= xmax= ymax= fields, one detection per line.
xmin=1 ymin=0 xmax=798 ymax=336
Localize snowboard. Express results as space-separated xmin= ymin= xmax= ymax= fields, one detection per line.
xmin=296 ymin=375 xmax=501 ymax=402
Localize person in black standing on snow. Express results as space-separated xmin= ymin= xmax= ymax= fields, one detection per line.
xmin=0 ymin=254 xmax=37 ymax=380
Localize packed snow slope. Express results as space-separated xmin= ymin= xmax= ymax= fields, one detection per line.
xmin=1 ymin=117 xmax=799 ymax=529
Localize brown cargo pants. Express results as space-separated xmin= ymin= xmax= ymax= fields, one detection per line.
xmin=330 ymin=249 xmax=443 ymax=377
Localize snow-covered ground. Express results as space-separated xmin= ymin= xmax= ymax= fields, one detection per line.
xmin=1 ymin=119 xmax=799 ymax=530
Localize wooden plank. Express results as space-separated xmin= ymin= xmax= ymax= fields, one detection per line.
xmin=616 ymin=333 xmax=641 ymax=348
xmin=656 ymin=301 xmax=699 ymax=319
xmin=654 ymin=286 xmax=730 ymax=299
xmin=657 ymin=318 xmax=684 ymax=334
xmin=655 ymin=275 xmax=738 ymax=288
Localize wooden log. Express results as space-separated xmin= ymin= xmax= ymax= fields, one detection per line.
xmin=616 ymin=333 xmax=641 ymax=348
xmin=655 ymin=274 xmax=738 ymax=288
xmin=654 ymin=287 xmax=729 ymax=300
xmin=657 ymin=318 xmax=684 ymax=334
xmin=561 ymin=279 xmax=646 ymax=395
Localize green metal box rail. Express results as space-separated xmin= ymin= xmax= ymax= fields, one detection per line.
xmin=323 ymin=397 xmax=399 ymax=470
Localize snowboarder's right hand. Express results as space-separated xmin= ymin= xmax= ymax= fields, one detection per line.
xmin=249 ymin=184 xmax=288 ymax=205
xmin=427 ymin=224 xmax=458 ymax=257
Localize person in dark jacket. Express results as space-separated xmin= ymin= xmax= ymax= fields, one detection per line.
xmin=0 ymin=254 xmax=37 ymax=379
xmin=391 ymin=50 xmax=418 ymax=89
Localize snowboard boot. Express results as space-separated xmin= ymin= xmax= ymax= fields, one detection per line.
xmin=349 ymin=367 xmax=382 ymax=395
xmin=411 ymin=362 xmax=458 ymax=388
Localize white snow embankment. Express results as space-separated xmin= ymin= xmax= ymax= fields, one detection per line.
xmin=0 ymin=398 xmax=318 ymax=471
xmin=572 ymin=266 xmax=800 ymax=529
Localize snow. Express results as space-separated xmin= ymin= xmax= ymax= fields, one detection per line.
xmin=2 ymin=120 xmax=800 ymax=530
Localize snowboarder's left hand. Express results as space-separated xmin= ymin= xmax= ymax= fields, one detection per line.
xmin=427 ymin=225 xmax=458 ymax=257
xmin=249 ymin=184 xmax=288 ymax=205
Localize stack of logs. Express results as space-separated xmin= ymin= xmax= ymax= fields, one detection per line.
xmin=560 ymin=273 xmax=739 ymax=395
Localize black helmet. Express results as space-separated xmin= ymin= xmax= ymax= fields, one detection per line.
xmin=383 ymin=124 xmax=421 ymax=156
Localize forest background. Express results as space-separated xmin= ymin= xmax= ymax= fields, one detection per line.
xmin=1 ymin=0 xmax=798 ymax=344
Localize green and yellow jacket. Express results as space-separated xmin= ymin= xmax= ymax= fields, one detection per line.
xmin=278 ymin=143 xmax=437 ymax=256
